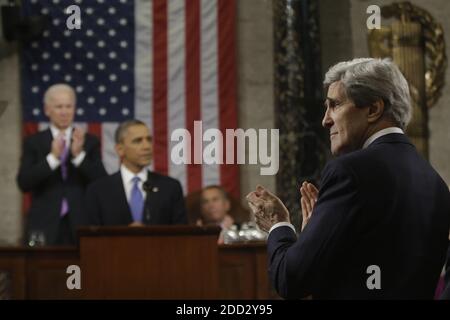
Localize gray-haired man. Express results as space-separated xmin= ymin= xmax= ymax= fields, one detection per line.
xmin=247 ymin=58 xmax=450 ymax=299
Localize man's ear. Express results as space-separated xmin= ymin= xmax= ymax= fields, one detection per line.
xmin=224 ymin=199 xmax=231 ymax=212
xmin=44 ymin=104 xmax=50 ymax=117
xmin=367 ymin=99 xmax=385 ymax=123
xmin=115 ymin=143 xmax=124 ymax=159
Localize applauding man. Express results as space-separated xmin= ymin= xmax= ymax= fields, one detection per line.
xmin=17 ymin=84 xmax=107 ymax=245
xmin=247 ymin=58 xmax=450 ymax=299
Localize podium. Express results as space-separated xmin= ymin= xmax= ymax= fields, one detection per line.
xmin=79 ymin=226 xmax=220 ymax=299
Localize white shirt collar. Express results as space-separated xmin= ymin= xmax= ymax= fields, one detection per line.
xmin=49 ymin=124 xmax=72 ymax=142
xmin=362 ymin=127 xmax=404 ymax=149
xmin=120 ymin=164 xmax=148 ymax=185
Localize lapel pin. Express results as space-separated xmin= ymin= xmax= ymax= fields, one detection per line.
xmin=152 ymin=187 xmax=159 ymax=192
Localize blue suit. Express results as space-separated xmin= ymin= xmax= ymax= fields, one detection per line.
xmin=268 ymin=133 xmax=450 ymax=299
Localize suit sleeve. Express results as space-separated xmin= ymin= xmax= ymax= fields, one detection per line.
xmin=75 ymin=136 xmax=107 ymax=183
xmin=268 ymin=161 xmax=361 ymax=299
xmin=170 ymin=180 xmax=188 ymax=224
xmin=17 ymin=137 xmax=54 ymax=192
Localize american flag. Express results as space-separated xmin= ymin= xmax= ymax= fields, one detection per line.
xmin=21 ymin=0 xmax=239 ymax=198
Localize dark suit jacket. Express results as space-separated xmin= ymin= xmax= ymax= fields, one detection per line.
xmin=268 ymin=133 xmax=450 ymax=299
xmin=441 ymin=244 xmax=450 ymax=299
xmin=85 ymin=170 xmax=188 ymax=226
xmin=17 ymin=128 xmax=107 ymax=245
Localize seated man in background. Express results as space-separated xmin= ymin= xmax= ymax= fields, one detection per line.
xmin=85 ymin=120 xmax=187 ymax=226
xmin=197 ymin=185 xmax=235 ymax=230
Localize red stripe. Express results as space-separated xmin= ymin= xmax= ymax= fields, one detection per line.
xmin=185 ymin=0 xmax=202 ymax=194
xmin=153 ymin=0 xmax=168 ymax=175
xmin=23 ymin=122 xmax=39 ymax=137
xmin=22 ymin=123 xmax=39 ymax=215
xmin=218 ymin=0 xmax=239 ymax=199
xmin=88 ymin=123 xmax=102 ymax=158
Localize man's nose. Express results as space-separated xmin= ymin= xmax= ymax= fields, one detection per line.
xmin=322 ymin=108 xmax=333 ymax=128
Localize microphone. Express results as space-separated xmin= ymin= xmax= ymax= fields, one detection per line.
xmin=143 ymin=172 xmax=152 ymax=223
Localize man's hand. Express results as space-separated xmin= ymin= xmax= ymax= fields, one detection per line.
xmin=246 ymin=185 xmax=290 ymax=233
xmin=300 ymin=181 xmax=318 ymax=231
xmin=51 ymin=133 xmax=65 ymax=159
xmin=71 ymin=127 xmax=85 ymax=157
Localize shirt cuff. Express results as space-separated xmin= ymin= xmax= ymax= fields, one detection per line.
xmin=46 ymin=153 xmax=61 ymax=170
xmin=71 ymin=150 xmax=86 ymax=167
xmin=269 ymin=222 xmax=296 ymax=234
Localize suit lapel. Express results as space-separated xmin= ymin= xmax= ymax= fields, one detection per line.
xmin=112 ymin=172 xmax=134 ymax=223
xmin=143 ymin=171 xmax=161 ymax=224
xmin=41 ymin=129 xmax=53 ymax=154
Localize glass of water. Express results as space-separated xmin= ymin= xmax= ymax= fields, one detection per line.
xmin=28 ymin=231 xmax=46 ymax=247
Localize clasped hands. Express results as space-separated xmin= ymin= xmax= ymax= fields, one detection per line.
xmin=51 ymin=127 xmax=86 ymax=159
xmin=246 ymin=182 xmax=319 ymax=233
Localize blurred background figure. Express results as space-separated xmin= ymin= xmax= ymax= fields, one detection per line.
xmin=85 ymin=120 xmax=187 ymax=227
xmin=16 ymin=84 xmax=106 ymax=246
xmin=197 ymin=185 xmax=234 ymax=230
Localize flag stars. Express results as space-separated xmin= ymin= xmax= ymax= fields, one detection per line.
xmin=41 ymin=8 xmax=49 ymax=15
xmin=86 ymin=52 xmax=94 ymax=59
xmin=64 ymin=30 xmax=71 ymax=37
xmin=75 ymin=63 xmax=83 ymax=70
xmin=121 ymin=85 xmax=129 ymax=93
xmin=119 ymin=19 xmax=127 ymax=26
xmin=86 ymin=29 xmax=94 ymax=37
xmin=120 ymin=63 xmax=128 ymax=70
xmin=108 ymin=7 xmax=116 ymax=15
xmin=86 ymin=8 xmax=94 ymax=15
xmin=31 ymin=64 xmax=38 ymax=71
xmin=64 ymin=52 xmax=72 ymax=59
xmin=42 ymin=52 xmax=50 ymax=60
xmin=99 ymin=108 xmax=107 ymax=116
xmin=42 ymin=75 xmax=50 ymax=82
xmin=109 ymin=74 xmax=117 ymax=82
xmin=75 ymin=41 xmax=83 ymax=48
xmin=52 ymin=41 xmax=60 ymax=48
xmin=110 ymin=96 xmax=118 ymax=104
xmin=31 ymin=42 xmax=38 ymax=48
xmin=98 ymin=63 xmax=106 ymax=70
xmin=53 ymin=19 xmax=60 ymax=26
xmin=76 ymin=86 xmax=84 ymax=93
xmin=43 ymin=30 xmax=50 ymax=38
xmin=33 ymin=108 xmax=40 ymax=116
xmin=98 ymin=85 xmax=106 ymax=93
xmin=64 ymin=75 xmax=72 ymax=82
xmin=120 ymin=41 xmax=128 ymax=48
xmin=97 ymin=18 xmax=105 ymax=26
xmin=122 ymin=109 xmax=129 ymax=116
xmin=76 ymin=108 xmax=84 ymax=116
xmin=109 ymin=52 xmax=117 ymax=59
xmin=108 ymin=29 xmax=116 ymax=37
xmin=53 ymin=64 xmax=61 ymax=71
xmin=87 ymin=97 xmax=95 ymax=104
xmin=87 ymin=74 xmax=95 ymax=82
xmin=98 ymin=40 xmax=105 ymax=48
xmin=32 ymin=86 xmax=39 ymax=93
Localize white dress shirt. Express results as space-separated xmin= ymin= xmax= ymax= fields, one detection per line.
xmin=120 ymin=164 xmax=148 ymax=202
xmin=269 ymin=127 xmax=404 ymax=235
xmin=46 ymin=125 xmax=86 ymax=170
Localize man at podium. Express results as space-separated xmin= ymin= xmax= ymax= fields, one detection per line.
xmin=85 ymin=120 xmax=187 ymax=226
